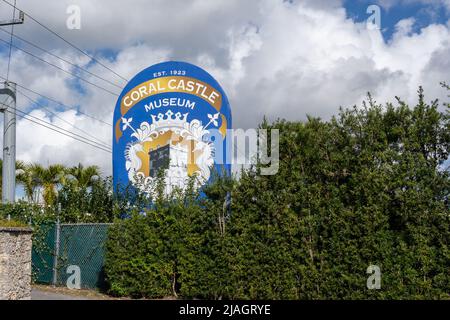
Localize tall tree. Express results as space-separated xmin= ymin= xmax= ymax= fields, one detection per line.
xmin=32 ymin=164 xmax=66 ymax=206
xmin=0 ymin=159 xmax=33 ymax=201
xmin=16 ymin=161 xmax=40 ymax=203
xmin=66 ymin=163 xmax=100 ymax=189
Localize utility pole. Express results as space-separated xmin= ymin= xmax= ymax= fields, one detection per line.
xmin=0 ymin=6 xmax=24 ymax=203
xmin=0 ymin=82 xmax=16 ymax=203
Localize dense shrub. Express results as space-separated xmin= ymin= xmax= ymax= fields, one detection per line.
xmin=105 ymin=89 xmax=449 ymax=299
xmin=104 ymin=183 xmax=223 ymax=298
xmin=0 ymin=201 xmax=52 ymax=224
xmin=56 ymin=177 xmax=116 ymax=223
xmin=0 ymin=177 xmax=122 ymax=224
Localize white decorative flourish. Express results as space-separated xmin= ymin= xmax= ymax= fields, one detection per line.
xmin=124 ymin=142 xmax=143 ymax=181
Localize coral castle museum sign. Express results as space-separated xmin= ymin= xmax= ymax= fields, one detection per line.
xmin=113 ymin=61 xmax=232 ymax=195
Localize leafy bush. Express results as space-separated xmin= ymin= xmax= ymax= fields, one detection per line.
xmin=56 ymin=177 xmax=116 ymax=223
xmin=0 ymin=201 xmax=51 ymax=224
xmin=104 ymin=175 xmax=226 ymax=298
xmin=104 ymin=89 xmax=449 ymax=299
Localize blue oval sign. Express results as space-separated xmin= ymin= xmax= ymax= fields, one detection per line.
xmin=113 ymin=61 xmax=232 ymax=195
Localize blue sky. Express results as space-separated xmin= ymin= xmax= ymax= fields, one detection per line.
xmin=344 ymin=0 xmax=450 ymax=40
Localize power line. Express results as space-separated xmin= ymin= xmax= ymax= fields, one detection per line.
xmin=4 ymin=76 xmax=240 ymax=157
xmin=0 ymin=27 xmax=124 ymax=90
xmin=0 ymin=36 xmax=120 ymax=96
xmin=17 ymin=88 xmax=111 ymax=147
xmin=0 ymin=80 xmax=112 ymax=150
xmin=19 ymin=83 xmax=114 ymax=126
xmin=7 ymin=109 xmax=112 ymax=153
xmin=5 ymin=0 xmax=16 ymax=80
xmin=5 ymin=105 xmax=112 ymax=153
xmin=1 ymin=0 xmax=128 ymax=83
xmin=12 ymin=99 xmax=111 ymax=150
xmin=6 ymin=78 xmax=245 ymax=160
xmin=0 ymin=75 xmax=114 ymax=127
xmin=12 ymin=106 xmax=111 ymax=151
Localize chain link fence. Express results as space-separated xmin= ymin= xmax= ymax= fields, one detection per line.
xmin=32 ymin=222 xmax=112 ymax=290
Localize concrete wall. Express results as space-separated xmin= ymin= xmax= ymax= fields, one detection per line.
xmin=0 ymin=227 xmax=33 ymax=300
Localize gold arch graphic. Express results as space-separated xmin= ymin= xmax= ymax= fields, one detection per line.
xmin=136 ymin=131 xmax=200 ymax=177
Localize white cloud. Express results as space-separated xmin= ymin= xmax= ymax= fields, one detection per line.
xmin=0 ymin=0 xmax=448 ymax=175
xmin=15 ymin=109 xmax=112 ymax=173
xmin=394 ymin=18 xmax=416 ymax=37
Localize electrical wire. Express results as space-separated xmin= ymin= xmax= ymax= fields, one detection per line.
xmin=20 ymin=84 xmax=114 ymax=126
xmin=12 ymin=100 xmax=111 ymax=150
xmin=0 ymin=1 xmax=117 ymax=155
xmin=4 ymin=108 xmax=112 ymax=153
xmin=0 ymin=82 xmax=112 ymax=151
xmin=13 ymin=106 xmax=111 ymax=151
xmin=1 ymin=0 xmax=128 ymax=83
xmin=0 ymin=75 xmax=114 ymax=127
xmin=0 ymin=27 xmax=124 ymax=90
xmin=0 ymin=36 xmax=120 ymax=96
xmin=17 ymin=88 xmax=111 ymax=147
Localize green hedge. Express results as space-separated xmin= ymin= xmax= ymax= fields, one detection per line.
xmin=0 ymin=219 xmax=28 ymax=228
xmin=105 ymin=91 xmax=449 ymax=299
xmin=104 ymin=187 xmax=223 ymax=298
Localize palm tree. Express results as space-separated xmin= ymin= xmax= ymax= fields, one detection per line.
xmin=32 ymin=164 xmax=67 ymax=206
xmin=67 ymin=163 xmax=100 ymax=189
xmin=16 ymin=161 xmax=39 ymax=203
xmin=0 ymin=159 xmax=32 ymax=200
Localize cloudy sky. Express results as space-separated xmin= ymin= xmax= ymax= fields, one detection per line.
xmin=0 ymin=0 xmax=449 ymax=178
